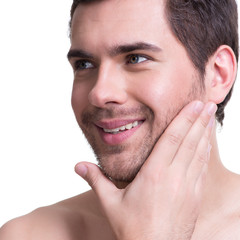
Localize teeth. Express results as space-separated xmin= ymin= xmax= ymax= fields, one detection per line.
xmin=103 ymin=120 xmax=140 ymax=134
xmin=132 ymin=121 xmax=138 ymax=127
xmin=125 ymin=123 xmax=133 ymax=130
xmin=119 ymin=126 xmax=125 ymax=131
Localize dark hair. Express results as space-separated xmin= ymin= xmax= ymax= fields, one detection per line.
xmin=69 ymin=0 xmax=239 ymax=125
xmin=165 ymin=0 xmax=238 ymax=125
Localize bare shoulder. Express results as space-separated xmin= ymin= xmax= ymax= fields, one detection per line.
xmin=0 ymin=207 xmax=69 ymax=240
xmin=0 ymin=190 xmax=113 ymax=240
xmin=0 ymin=216 xmax=31 ymax=240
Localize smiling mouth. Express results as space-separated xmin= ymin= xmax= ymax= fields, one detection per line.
xmin=103 ymin=120 xmax=144 ymax=134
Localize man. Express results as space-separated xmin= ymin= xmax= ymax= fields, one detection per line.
xmin=1 ymin=0 xmax=240 ymax=239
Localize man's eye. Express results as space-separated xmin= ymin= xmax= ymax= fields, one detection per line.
xmin=75 ymin=60 xmax=94 ymax=70
xmin=127 ymin=54 xmax=148 ymax=64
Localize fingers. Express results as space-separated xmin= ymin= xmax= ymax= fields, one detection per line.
xmin=187 ymin=118 xmax=215 ymax=186
xmin=142 ymin=101 xmax=217 ymax=178
xmin=143 ymin=101 xmax=205 ymax=172
xmin=171 ymin=102 xmax=217 ymax=170
xmin=75 ymin=162 xmax=116 ymax=202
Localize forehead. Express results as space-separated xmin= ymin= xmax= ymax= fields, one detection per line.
xmin=72 ymin=0 xmax=166 ymax=23
xmin=70 ymin=0 xmax=170 ymax=49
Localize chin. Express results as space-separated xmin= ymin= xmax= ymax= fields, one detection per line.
xmin=86 ymin=124 xmax=162 ymax=183
xmin=95 ymin=139 xmax=156 ymax=183
xmin=100 ymin=160 xmax=143 ymax=183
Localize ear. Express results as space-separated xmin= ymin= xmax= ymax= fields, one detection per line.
xmin=206 ymin=45 xmax=237 ymax=104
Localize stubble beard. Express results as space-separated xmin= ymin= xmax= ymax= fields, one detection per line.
xmin=79 ymin=76 xmax=204 ymax=183
xmin=80 ymin=106 xmax=157 ymax=182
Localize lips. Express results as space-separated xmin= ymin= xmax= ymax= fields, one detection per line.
xmin=96 ymin=119 xmax=144 ymax=129
xmin=95 ymin=119 xmax=145 ymax=145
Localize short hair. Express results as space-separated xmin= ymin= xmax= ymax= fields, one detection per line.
xmin=69 ymin=0 xmax=239 ymax=126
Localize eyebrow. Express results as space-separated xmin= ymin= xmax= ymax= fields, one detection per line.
xmin=67 ymin=42 xmax=162 ymax=60
xmin=109 ymin=42 xmax=162 ymax=56
xmin=67 ymin=49 xmax=94 ymax=61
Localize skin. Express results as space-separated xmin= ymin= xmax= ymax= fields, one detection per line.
xmin=70 ymin=0 xmax=205 ymax=183
xmin=1 ymin=0 xmax=240 ymax=239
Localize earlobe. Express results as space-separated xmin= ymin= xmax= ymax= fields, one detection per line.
xmin=207 ymin=45 xmax=237 ymax=104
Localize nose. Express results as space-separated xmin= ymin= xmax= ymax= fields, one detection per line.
xmin=88 ymin=64 xmax=128 ymax=108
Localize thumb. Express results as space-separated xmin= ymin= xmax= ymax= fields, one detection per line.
xmin=75 ymin=162 xmax=116 ymax=200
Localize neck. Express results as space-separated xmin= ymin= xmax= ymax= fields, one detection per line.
xmin=199 ymin=124 xmax=237 ymax=216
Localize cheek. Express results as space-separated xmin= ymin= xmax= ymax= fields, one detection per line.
xmin=132 ymin=73 xmax=181 ymax=113
xmin=71 ymin=82 xmax=90 ymax=118
xmin=131 ymin=69 xmax=195 ymax=123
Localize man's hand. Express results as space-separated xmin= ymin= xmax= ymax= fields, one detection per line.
xmin=75 ymin=101 xmax=217 ymax=240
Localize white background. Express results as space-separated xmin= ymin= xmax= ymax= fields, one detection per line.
xmin=0 ymin=1 xmax=240 ymax=226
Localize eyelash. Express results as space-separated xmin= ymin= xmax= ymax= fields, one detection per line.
xmin=74 ymin=60 xmax=94 ymax=71
xmin=126 ymin=54 xmax=148 ymax=64
xmin=74 ymin=54 xmax=149 ymax=71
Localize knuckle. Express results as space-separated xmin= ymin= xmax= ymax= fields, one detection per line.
xmin=183 ymin=139 xmax=197 ymax=153
xmin=199 ymin=116 xmax=209 ymax=128
xmin=87 ymin=174 xmax=99 ymax=189
xmin=166 ymin=131 xmax=183 ymax=146
xmin=196 ymin=151 xmax=207 ymax=164
xmin=185 ymin=114 xmax=195 ymax=126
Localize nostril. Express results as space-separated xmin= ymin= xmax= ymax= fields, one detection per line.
xmin=88 ymin=84 xmax=128 ymax=108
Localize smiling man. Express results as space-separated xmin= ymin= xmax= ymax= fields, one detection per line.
xmin=1 ymin=0 xmax=240 ymax=239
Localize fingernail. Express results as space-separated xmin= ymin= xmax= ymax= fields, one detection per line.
xmin=208 ymin=103 xmax=217 ymax=116
xmin=194 ymin=101 xmax=204 ymax=114
xmin=76 ymin=164 xmax=88 ymax=178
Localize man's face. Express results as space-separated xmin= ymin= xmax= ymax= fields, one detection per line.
xmin=69 ymin=0 xmax=205 ymax=183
